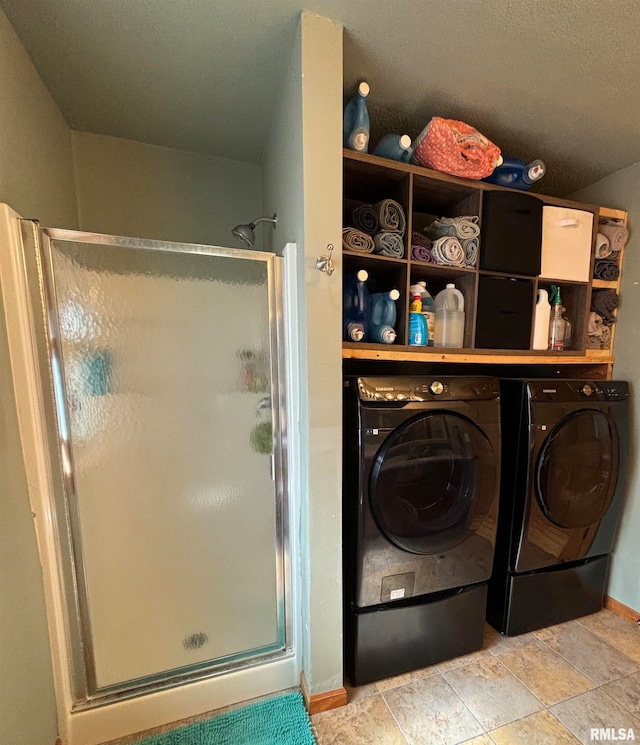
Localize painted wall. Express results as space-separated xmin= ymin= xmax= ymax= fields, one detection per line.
xmin=261 ymin=11 xmax=344 ymax=695
xmin=0 ymin=6 xmax=78 ymax=744
xmin=571 ymin=162 xmax=640 ymax=613
xmin=72 ymin=132 xmax=262 ymax=247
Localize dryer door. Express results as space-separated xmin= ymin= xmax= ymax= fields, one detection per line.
xmin=370 ymin=412 xmax=498 ymax=555
xmin=535 ymin=409 xmax=620 ymax=529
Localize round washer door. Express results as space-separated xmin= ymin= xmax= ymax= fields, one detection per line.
xmin=370 ymin=412 xmax=498 ymax=555
xmin=535 ymin=409 xmax=619 ymax=529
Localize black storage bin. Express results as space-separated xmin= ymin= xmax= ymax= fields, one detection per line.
xmin=475 ymin=276 xmax=534 ymax=350
xmin=480 ymin=192 xmax=543 ymax=276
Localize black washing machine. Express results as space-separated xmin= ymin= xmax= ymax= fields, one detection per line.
xmin=343 ymin=376 xmax=501 ymax=685
xmin=488 ymin=379 xmax=630 ymax=636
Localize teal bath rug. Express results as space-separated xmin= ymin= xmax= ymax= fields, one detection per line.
xmin=134 ymin=691 xmax=316 ymax=745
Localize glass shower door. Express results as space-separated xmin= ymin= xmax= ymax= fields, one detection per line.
xmin=29 ymin=227 xmax=289 ymax=702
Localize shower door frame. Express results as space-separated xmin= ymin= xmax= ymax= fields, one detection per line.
xmin=16 ymin=221 xmax=295 ymax=710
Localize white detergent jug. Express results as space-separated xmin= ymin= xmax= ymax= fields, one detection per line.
xmin=434 ymin=283 xmax=465 ymax=348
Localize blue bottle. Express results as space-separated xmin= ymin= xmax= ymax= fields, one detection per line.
xmin=369 ymin=289 xmax=399 ymax=344
xmin=483 ymin=156 xmax=546 ymax=191
xmin=408 ymin=293 xmax=427 ymax=346
xmin=343 ymin=270 xmax=370 ymax=342
xmin=343 ymin=82 xmax=370 ymax=153
xmin=373 ymin=134 xmax=413 ymax=163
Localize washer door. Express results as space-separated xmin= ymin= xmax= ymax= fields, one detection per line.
xmin=370 ymin=412 xmax=498 ymax=554
xmin=535 ymin=409 xmax=619 ymax=529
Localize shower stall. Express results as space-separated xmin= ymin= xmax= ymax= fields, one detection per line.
xmin=0 ymin=205 xmax=298 ymax=740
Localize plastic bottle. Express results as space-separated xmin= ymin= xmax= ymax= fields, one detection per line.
xmin=483 ymin=156 xmax=546 ymax=191
xmin=548 ymin=284 xmax=567 ymax=351
xmin=373 ymin=134 xmax=413 ymax=163
xmin=532 ymin=288 xmax=551 ymax=350
xmin=562 ymin=306 xmax=573 ymax=350
xmin=408 ymin=293 xmax=427 ymax=346
xmin=434 ymin=283 xmax=465 ymax=348
xmin=369 ymin=289 xmax=399 ymax=344
xmin=415 ymin=281 xmax=436 ymax=346
xmin=343 ymin=270 xmax=370 ymax=342
xmin=343 ymin=82 xmax=370 ymax=153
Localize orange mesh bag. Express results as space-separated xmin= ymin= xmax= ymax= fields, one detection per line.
xmin=411 ymin=117 xmax=501 ymax=180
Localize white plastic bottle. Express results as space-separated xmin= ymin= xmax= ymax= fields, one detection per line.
xmin=532 ymin=289 xmax=551 ymax=350
xmin=434 ymin=283 xmax=465 ymax=348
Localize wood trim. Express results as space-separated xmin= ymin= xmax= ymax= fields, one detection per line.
xmin=604 ymin=595 xmax=640 ymax=624
xmin=343 ymin=343 xmax=613 ymax=365
xmin=300 ymin=671 xmax=347 ymax=716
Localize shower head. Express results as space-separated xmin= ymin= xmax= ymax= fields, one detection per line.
xmin=232 ymin=213 xmax=277 ymax=248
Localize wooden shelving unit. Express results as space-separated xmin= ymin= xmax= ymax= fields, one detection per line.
xmin=342 ymin=149 xmax=627 ymax=379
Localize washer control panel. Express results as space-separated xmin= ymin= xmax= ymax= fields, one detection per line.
xmin=355 ymin=376 xmax=499 ymax=402
xmin=529 ymin=380 xmax=629 ymax=402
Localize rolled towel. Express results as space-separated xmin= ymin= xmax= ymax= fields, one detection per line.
xmin=591 ymin=289 xmax=619 ymax=325
xmin=411 ymin=231 xmax=432 ymax=249
xmin=375 ymin=199 xmax=406 ymax=234
xmin=374 ymin=231 xmax=405 ymax=258
xmin=595 ymin=233 xmax=612 ymax=259
xmin=352 ymin=204 xmax=379 ymax=235
xmin=425 ymin=215 xmax=480 ymax=241
xmin=462 ymin=237 xmax=479 ymax=267
xmin=425 ymin=216 xmax=457 ymax=239
xmin=599 ymin=222 xmax=629 ymax=252
xmin=594 ymin=260 xmax=620 ymax=281
xmin=453 ymin=215 xmax=480 ymax=239
xmin=600 ymin=325 xmax=612 ymax=346
xmin=588 ymin=311 xmax=604 ymax=337
xmin=412 ymin=244 xmax=435 ymax=263
xmin=586 ymin=335 xmax=602 ymax=349
xmin=431 ymin=236 xmax=466 ymax=267
xmin=342 ymin=226 xmax=375 ymax=254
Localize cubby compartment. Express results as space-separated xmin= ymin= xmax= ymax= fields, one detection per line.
xmin=475 ymin=275 xmax=535 ymax=350
xmin=343 ymin=252 xmax=408 ymax=345
xmin=480 ymin=191 xmax=543 ymax=276
xmin=537 ymin=279 xmax=590 ymax=352
xmin=409 ymin=264 xmax=476 ymax=349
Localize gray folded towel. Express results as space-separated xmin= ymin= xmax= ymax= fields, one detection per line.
xmin=375 ymin=199 xmax=406 ymax=234
xmin=374 ymin=231 xmax=405 ymax=258
xmin=591 ymin=290 xmax=619 ymax=326
xmin=594 ymin=260 xmax=619 ymax=281
xmin=430 ymin=236 xmax=465 ymax=267
xmin=352 ymin=204 xmax=379 ymax=235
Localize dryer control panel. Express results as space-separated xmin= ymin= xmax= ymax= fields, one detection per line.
xmin=527 ymin=380 xmax=629 ymax=402
xmin=355 ymin=376 xmax=500 ymax=402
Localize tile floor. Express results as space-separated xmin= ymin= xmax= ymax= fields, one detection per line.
xmin=312 ymin=609 xmax=640 ymax=745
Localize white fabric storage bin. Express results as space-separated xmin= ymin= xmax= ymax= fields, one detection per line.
xmin=540 ymin=206 xmax=594 ymax=281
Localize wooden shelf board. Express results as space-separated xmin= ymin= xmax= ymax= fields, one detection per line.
xmin=592 ymin=279 xmax=618 ymax=289
xmin=599 ymin=206 xmax=627 ymax=222
xmin=342 ymin=249 xmax=407 ymax=264
xmin=343 ymin=343 xmax=613 ymax=365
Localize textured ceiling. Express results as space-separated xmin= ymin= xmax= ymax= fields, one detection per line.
xmin=2 ymin=0 xmax=639 ymax=196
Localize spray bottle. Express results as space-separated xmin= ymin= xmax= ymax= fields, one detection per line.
xmin=548 ymin=284 xmax=567 ymax=351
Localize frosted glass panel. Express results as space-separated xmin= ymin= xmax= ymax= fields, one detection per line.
xmin=49 ymin=240 xmax=281 ymax=689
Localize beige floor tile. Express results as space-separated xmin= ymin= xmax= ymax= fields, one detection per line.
xmin=578 ymin=609 xmax=640 ymax=664
xmin=382 ymin=673 xmax=484 ymax=745
xmin=442 ymin=656 xmax=543 ymax=731
xmin=489 ymin=709 xmax=580 ymax=745
xmin=436 ymin=647 xmax=494 ymax=673
xmin=534 ymin=619 xmax=639 ymax=684
xmin=461 ymin=737 xmax=494 ymax=745
xmin=600 ymin=670 xmax=640 ymax=718
xmin=483 ymin=625 xmax=538 ymax=656
xmin=345 ymin=680 xmax=379 ymax=703
xmin=312 ymin=693 xmax=406 ymax=745
xmin=376 ymin=664 xmax=438 ymax=692
xmin=551 ymin=688 xmax=640 ymax=745
xmin=495 ymin=639 xmax=595 ymax=706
